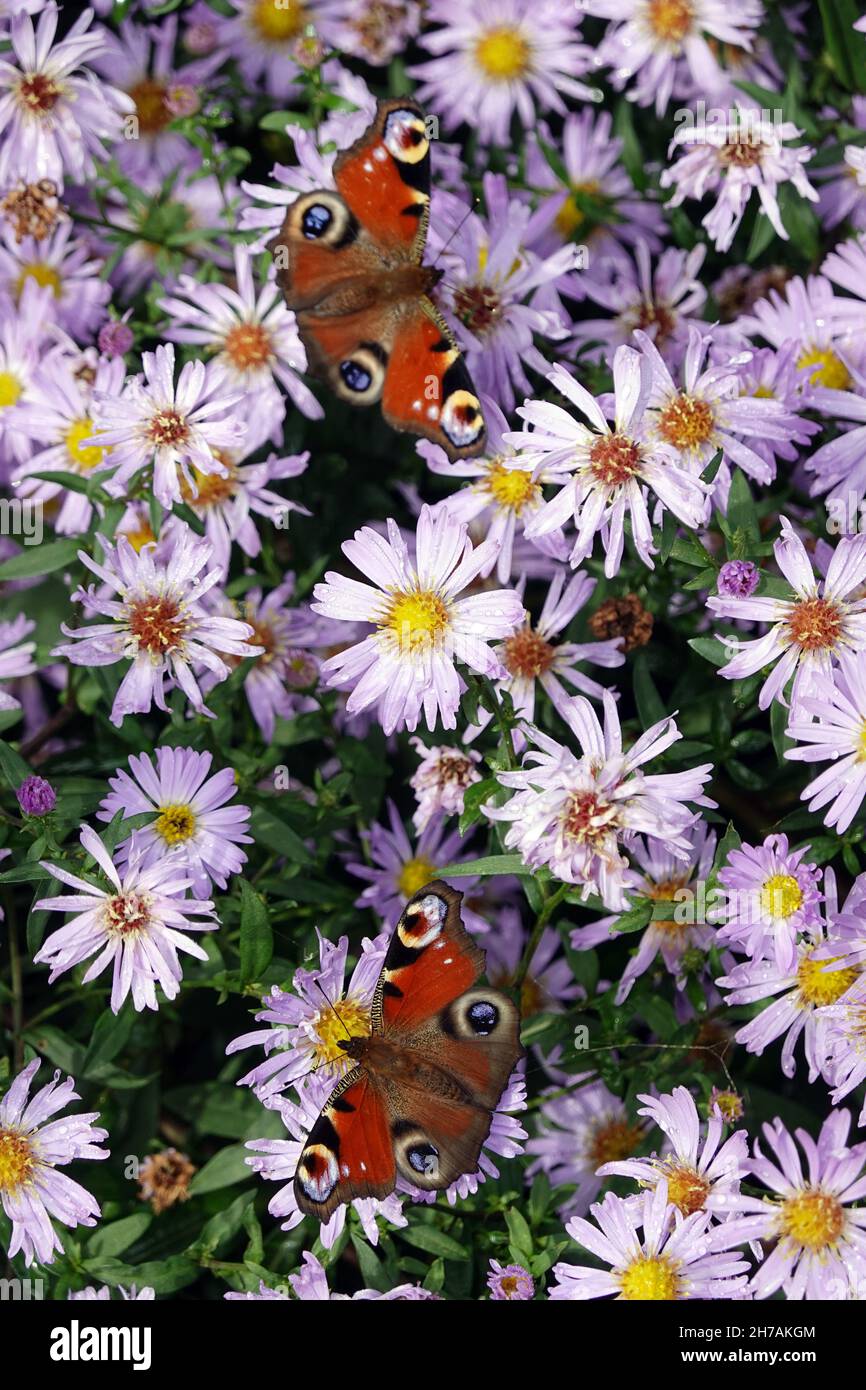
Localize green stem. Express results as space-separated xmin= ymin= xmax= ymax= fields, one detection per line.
xmin=513 ymin=882 xmax=569 ymax=993
xmin=4 ymin=888 xmax=24 ymax=1069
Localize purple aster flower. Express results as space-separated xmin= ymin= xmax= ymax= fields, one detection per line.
xmin=597 ymin=1087 xmax=749 ymax=1223
xmin=419 ymin=398 xmax=569 ymax=584
xmin=35 ymin=823 xmax=218 ymax=1013
xmin=224 ymin=1281 xmax=289 ymax=1301
xmin=226 ymin=929 xmax=388 ymax=1098
xmin=814 ymin=98 xmax=866 ymax=232
xmin=208 ymin=0 xmax=315 ymax=96
xmin=316 ymin=0 xmax=422 ymax=66
xmin=53 ymin=530 xmax=262 ymax=726
xmin=310 ymin=505 xmax=524 ymax=737
xmin=93 ymin=343 xmax=246 ymax=510
xmin=485 ymin=906 xmax=583 ymax=1013
xmin=735 ymin=1110 xmax=866 ymax=1300
xmin=0 ymin=1058 xmax=108 ymax=1267
xmin=585 ymin=0 xmax=763 ymax=115
xmin=0 ymin=4 xmax=134 ymax=191
xmin=715 ymin=833 xmax=823 ymax=974
xmin=508 ymin=352 xmax=710 ymax=578
xmin=740 ymin=273 xmax=862 ymax=391
xmin=11 ymin=354 xmax=125 ymax=535
xmin=526 ymin=1074 xmax=646 ymax=1216
xmin=97 ymin=318 xmax=134 ymax=359
xmin=469 ymin=570 xmax=626 ymax=744
xmin=802 ymin=356 xmax=866 ymax=505
xmin=97 ymin=748 xmax=252 ymax=897
xmin=0 ymin=279 xmax=56 ymax=468
xmin=0 ymin=220 xmax=110 ymax=341
xmin=159 ymin=244 xmax=323 ymax=444
xmin=287 ymin=1250 xmax=438 ymax=1301
xmin=245 ymin=1079 xmax=408 ymax=1251
xmin=660 ymin=110 xmax=817 ymax=254
xmin=821 ymin=977 xmax=866 ymax=1126
xmin=16 ymin=775 xmax=56 ymax=816
xmin=0 ymin=615 xmax=36 ymax=712
xmin=408 ymin=0 xmax=599 ymax=147
xmin=549 ymin=1181 xmax=753 ymax=1300
xmin=718 ymin=560 xmax=760 ymax=599
xmin=348 ymin=801 xmax=486 ymax=932
xmin=487 ymin=692 xmax=714 ymax=910
xmin=570 ymin=243 xmax=707 ymax=366
xmin=707 ymin=519 xmax=866 ymax=714
xmin=488 ymin=1261 xmax=534 ymax=1300
xmin=409 ymin=738 xmax=483 ymax=834
xmin=69 ymin=1284 xmax=154 ymax=1300
xmin=785 ymin=651 xmax=866 ymax=833
xmin=571 ymin=824 xmax=720 ymax=1005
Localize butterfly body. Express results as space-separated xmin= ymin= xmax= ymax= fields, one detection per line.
xmin=294 ymin=882 xmax=523 ymax=1220
xmin=269 ymin=100 xmax=485 ymax=459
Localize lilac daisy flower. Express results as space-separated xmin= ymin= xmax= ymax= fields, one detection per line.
xmin=409 ymin=738 xmax=483 ymax=834
xmin=717 ymin=560 xmax=759 ymax=599
xmin=814 ymin=98 xmax=866 ymax=233
xmin=526 ymin=1074 xmax=646 ymax=1216
xmin=408 ymin=0 xmax=599 ymax=147
xmin=0 ymin=279 xmax=55 ymax=468
xmin=97 ymin=748 xmax=252 ymax=897
xmin=661 ymin=111 xmax=817 ymax=254
xmin=316 ymin=0 xmax=422 ymax=66
xmin=0 ymin=614 xmax=36 ymax=712
xmin=598 ymin=1087 xmax=749 ymax=1222
xmin=585 ymin=0 xmax=763 ymax=115
xmin=570 ymin=243 xmax=707 ymax=366
xmin=487 ymin=692 xmax=714 ymax=909
xmin=419 ymin=398 xmax=569 ymax=584
xmin=785 ymin=651 xmax=866 ymax=833
xmin=715 ymin=833 xmax=823 ymax=973
xmin=571 ymin=824 xmax=719 ymax=1005
xmin=740 ymin=273 xmax=862 ymax=392
xmin=470 ymin=569 xmax=626 ymax=741
xmin=549 ymin=1181 xmax=753 ymax=1300
xmin=488 ymin=1261 xmax=534 ymax=1300
xmin=208 ymin=0 xmax=315 ymax=97
xmin=288 ymin=1250 xmax=439 ymax=1301
xmin=310 ymin=505 xmax=524 ymax=737
xmin=224 ymin=1281 xmax=289 ymax=1301
xmin=0 ymin=220 xmax=110 ymax=341
xmin=159 ymin=244 xmax=323 ymax=444
xmin=706 ymin=519 xmax=866 ymax=713
xmin=737 ymin=1110 xmax=866 ymax=1300
xmin=0 ymin=1058 xmax=108 ymax=1267
xmin=69 ymin=1284 xmax=154 ymax=1300
xmin=821 ymin=976 xmax=866 ymax=1125
xmin=347 ymin=801 xmax=486 ymax=932
xmin=0 ymin=4 xmax=134 ymax=191
xmin=508 ymin=352 xmax=710 ymax=578
xmin=801 ymin=357 xmax=866 ymax=506
xmin=93 ymin=343 xmax=246 ymax=510
xmin=226 ymin=930 xmax=387 ymax=1098
xmin=34 ymin=824 xmax=218 ymax=1012
xmin=53 ymin=530 xmax=262 ymax=726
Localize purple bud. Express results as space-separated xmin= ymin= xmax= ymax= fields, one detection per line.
xmin=16 ymin=775 xmax=56 ymax=816
xmin=98 ymin=320 xmax=134 ymax=358
xmin=717 ymin=560 xmax=759 ymax=599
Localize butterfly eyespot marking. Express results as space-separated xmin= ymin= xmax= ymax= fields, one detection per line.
xmin=467 ymin=999 xmax=499 ymax=1035
xmin=336 ymin=346 xmax=386 ymax=404
xmin=289 ymin=191 xmax=354 ymax=248
xmin=301 ymin=203 xmax=332 ymax=239
xmin=298 ymin=1144 xmax=339 ymax=1204
xmin=393 ymin=1122 xmax=441 ymax=1183
xmin=408 ymin=1143 xmax=439 ymax=1176
xmin=399 ymin=891 xmax=447 ymax=949
xmin=441 ymin=389 xmax=484 ymax=450
xmin=383 ymin=109 xmax=430 ymax=166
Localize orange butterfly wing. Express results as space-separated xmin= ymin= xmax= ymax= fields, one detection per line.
xmin=293 ymin=1069 xmax=395 ymax=1221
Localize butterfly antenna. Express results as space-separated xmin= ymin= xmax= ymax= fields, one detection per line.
xmin=313 ymin=979 xmax=353 ymax=1038
xmin=431 ymin=198 xmax=477 ymax=270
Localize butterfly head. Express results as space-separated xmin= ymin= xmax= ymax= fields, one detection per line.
xmin=337 ymin=1035 xmax=368 ymax=1061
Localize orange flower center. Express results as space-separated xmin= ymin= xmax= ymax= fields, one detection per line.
xmin=127 ymin=595 xmax=187 ymax=656
xmin=503 ymin=625 xmax=555 ymax=680
xmin=646 ymin=0 xmax=693 ymax=42
xmin=224 ymin=322 xmax=272 ymax=371
xmin=17 ymin=73 xmax=61 ymax=114
xmin=147 ymin=408 xmax=190 ymax=449
xmin=786 ymin=597 xmax=843 ymax=653
xmin=129 ymin=78 xmax=171 ymax=136
xmin=588 ymin=433 xmax=641 ymax=487
xmin=657 ymin=393 xmax=715 ymax=451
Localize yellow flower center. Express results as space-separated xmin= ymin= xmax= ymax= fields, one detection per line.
xmin=154 ymin=803 xmax=197 ymax=845
xmin=780 ymin=1189 xmax=845 ymax=1251
xmin=759 ymin=873 xmax=802 ymax=920
xmin=646 ymin=0 xmax=694 ymax=42
xmin=0 ymin=1129 xmax=34 ymax=1193
xmin=312 ymin=994 xmax=371 ymax=1068
xmin=486 ymin=460 xmax=537 ymax=513
xmin=587 ymin=1116 xmax=643 ymax=1167
xmin=224 ymin=322 xmax=273 ymax=372
xmin=796 ymin=347 xmax=852 ymax=391
xmin=397 ymin=854 xmax=437 ymax=899
xmin=797 ymin=951 xmax=859 ymax=1007
xmin=555 ymin=180 xmax=602 ymax=239
xmin=251 ymin=0 xmax=306 ymax=41
xmin=0 ymin=371 xmax=22 ymax=409
xmin=474 ymin=26 xmax=531 ymax=80
xmin=382 ymin=589 xmax=450 ymax=652
xmin=618 ymin=1254 xmax=680 ymax=1300
xmin=104 ymin=890 xmax=152 ymax=938
xmin=66 ymin=416 xmax=105 ymax=471
xmin=16 ymin=262 xmax=61 ymax=298
xmin=752 ymin=384 xmax=774 ymax=398
xmin=786 ymin=596 xmax=843 ymax=653
xmin=657 ymin=393 xmax=715 ymax=451
xmin=503 ymin=624 xmax=555 ymax=680
xmin=660 ymin=1162 xmax=711 ymax=1217
xmin=129 ymin=78 xmax=171 ymax=136
xmin=123 ymin=520 xmax=156 ymax=553
xmin=858 ymin=722 xmax=866 ymax=762
xmin=181 ymin=462 xmax=238 ymax=509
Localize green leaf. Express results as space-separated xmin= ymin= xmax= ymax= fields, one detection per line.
xmin=238 ymin=879 xmax=273 ymax=983
xmin=437 ymin=854 xmax=530 ymax=877
xmin=688 ymin=636 xmax=727 ymax=667
xmin=725 ymin=468 xmax=760 ymax=551
xmin=632 ymin=651 xmax=667 ymax=730
xmin=399 ymin=1223 xmax=469 ymax=1261
xmin=189 ymin=1144 xmax=253 ymax=1196
xmin=249 ymin=804 xmax=310 ymax=863
xmin=612 ymin=899 xmax=653 ymax=934
xmin=187 ymin=1190 xmax=256 ymax=1259
xmin=0 ymin=538 xmax=81 ymax=580
xmin=86 ymin=1213 xmax=153 ymax=1258
xmin=0 ymin=738 xmax=30 ymax=790
xmin=505 ymin=1207 xmax=533 ymax=1265
xmin=82 ymin=1255 xmax=198 ymax=1295
xmin=82 ymin=1002 xmax=136 ymax=1075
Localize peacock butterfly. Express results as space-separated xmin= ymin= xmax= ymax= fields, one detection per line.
xmin=268 ymin=100 xmax=486 ymax=461
xmin=294 ymin=881 xmax=523 ymax=1219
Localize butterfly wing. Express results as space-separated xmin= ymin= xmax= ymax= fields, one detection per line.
xmin=333 ymin=99 xmax=431 ymax=258
xmin=293 ymin=1068 xmax=395 ymax=1221
xmin=380 ymin=299 xmax=486 ymax=457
